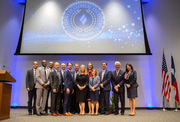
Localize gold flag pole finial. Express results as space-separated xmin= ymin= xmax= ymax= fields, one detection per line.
xmin=162 ymin=48 xmax=165 ymax=54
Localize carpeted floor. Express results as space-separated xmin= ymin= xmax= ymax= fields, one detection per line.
xmin=1 ymin=109 xmax=180 ymax=122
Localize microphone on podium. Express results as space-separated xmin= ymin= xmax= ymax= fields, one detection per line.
xmin=2 ymin=65 xmax=11 ymax=74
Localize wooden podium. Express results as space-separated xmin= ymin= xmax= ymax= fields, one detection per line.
xmin=0 ymin=70 xmax=16 ymax=120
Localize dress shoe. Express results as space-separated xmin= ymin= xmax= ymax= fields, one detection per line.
xmin=56 ymin=113 xmax=62 ymax=116
xmin=68 ymin=112 xmax=74 ymax=116
xmin=37 ymin=113 xmax=41 ymax=116
xmin=129 ymin=114 xmax=135 ymax=116
xmin=40 ymin=113 xmax=47 ymax=116
xmin=105 ymin=112 xmax=109 ymax=115
xmin=114 ymin=112 xmax=118 ymax=115
xmin=28 ymin=112 xmax=32 ymax=115
xmin=63 ymin=113 xmax=70 ymax=116
xmin=33 ymin=112 xmax=37 ymax=115
xmin=52 ymin=113 xmax=57 ymax=116
xmin=94 ymin=113 xmax=99 ymax=116
xmin=121 ymin=113 xmax=124 ymax=115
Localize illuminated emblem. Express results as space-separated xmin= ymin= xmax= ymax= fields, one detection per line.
xmin=62 ymin=1 xmax=105 ymax=41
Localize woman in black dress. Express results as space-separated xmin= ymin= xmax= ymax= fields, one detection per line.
xmin=124 ymin=64 xmax=138 ymax=116
xmin=76 ymin=65 xmax=89 ymax=115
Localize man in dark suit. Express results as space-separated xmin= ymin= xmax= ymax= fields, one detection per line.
xmin=63 ymin=62 xmax=74 ymax=116
xmin=59 ymin=63 xmax=66 ymax=114
xmin=45 ymin=61 xmax=54 ymax=115
xmin=26 ymin=61 xmax=38 ymax=115
xmin=111 ymin=61 xmax=125 ymax=115
xmin=99 ymin=62 xmax=111 ymax=115
xmin=70 ymin=63 xmax=79 ymax=114
xmin=49 ymin=62 xmax=62 ymax=116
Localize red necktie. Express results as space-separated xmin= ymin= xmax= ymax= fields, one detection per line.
xmin=116 ymin=71 xmax=118 ymax=76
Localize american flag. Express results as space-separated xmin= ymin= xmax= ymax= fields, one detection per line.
xmin=161 ymin=51 xmax=171 ymax=102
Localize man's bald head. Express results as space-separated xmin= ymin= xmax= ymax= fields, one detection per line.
xmin=54 ymin=62 xmax=60 ymax=70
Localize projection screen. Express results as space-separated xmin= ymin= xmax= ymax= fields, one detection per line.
xmin=15 ymin=0 xmax=151 ymax=55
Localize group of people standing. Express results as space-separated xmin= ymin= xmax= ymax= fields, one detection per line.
xmin=26 ymin=60 xmax=138 ymax=117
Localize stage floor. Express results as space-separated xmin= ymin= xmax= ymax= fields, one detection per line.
xmin=1 ymin=109 xmax=180 ymax=122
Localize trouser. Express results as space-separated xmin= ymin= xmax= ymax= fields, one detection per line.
xmin=100 ymin=89 xmax=110 ymax=113
xmin=51 ymin=86 xmax=61 ymax=113
xmin=70 ymin=86 xmax=79 ymax=113
xmin=63 ymin=91 xmax=72 ymax=113
xmin=28 ymin=87 xmax=36 ymax=113
xmin=36 ymin=88 xmax=48 ymax=114
xmin=59 ymin=91 xmax=64 ymax=114
xmin=45 ymin=87 xmax=51 ymax=112
xmin=113 ymin=86 xmax=125 ymax=113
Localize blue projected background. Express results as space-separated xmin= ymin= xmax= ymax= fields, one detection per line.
xmin=20 ymin=0 xmax=146 ymax=54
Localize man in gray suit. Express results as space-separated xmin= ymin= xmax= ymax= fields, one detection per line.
xmin=35 ymin=60 xmax=50 ymax=116
xmin=26 ymin=61 xmax=38 ymax=115
xmin=99 ymin=62 xmax=111 ymax=115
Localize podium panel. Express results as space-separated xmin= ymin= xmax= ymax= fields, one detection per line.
xmin=0 ymin=83 xmax=12 ymax=120
xmin=0 ymin=71 xmax=16 ymax=120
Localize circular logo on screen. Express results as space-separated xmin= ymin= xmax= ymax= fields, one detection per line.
xmin=62 ymin=1 xmax=105 ymax=41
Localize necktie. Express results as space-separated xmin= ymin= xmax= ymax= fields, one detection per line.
xmin=69 ymin=70 xmax=73 ymax=77
xmin=62 ymin=70 xmax=64 ymax=79
xmin=101 ymin=70 xmax=105 ymax=82
xmin=44 ymin=67 xmax=47 ymax=82
xmin=116 ymin=70 xmax=118 ymax=76
xmin=34 ymin=69 xmax=36 ymax=83
xmin=57 ymin=71 xmax=61 ymax=85
xmin=74 ymin=72 xmax=77 ymax=81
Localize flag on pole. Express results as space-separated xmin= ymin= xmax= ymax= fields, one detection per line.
xmin=171 ymin=54 xmax=180 ymax=106
xmin=161 ymin=50 xmax=171 ymax=102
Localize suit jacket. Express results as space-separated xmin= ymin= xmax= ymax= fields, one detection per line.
xmin=60 ymin=70 xmax=65 ymax=89
xmin=99 ymin=69 xmax=111 ymax=91
xmin=125 ymin=70 xmax=139 ymax=87
xmin=89 ymin=76 xmax=100 ymax=91
xmin=63 ymin=70 xmax=74 ymax=91
xmin=72 ymin=71 xmax=79 ymax=85
xmin=49 ymin=70 xmax=62 ymax=92
xmin=35 ymin=66 xmax=50 ymax=89
xmin=47 ymin=67 xmax=53 ymax=85
xmin=111 ymin=70 xmax=125 ymax=90
xmin=26 ymin=68 xmax=35 ymax=90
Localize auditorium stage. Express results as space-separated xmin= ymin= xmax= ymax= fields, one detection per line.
xmin=1 ymin=109 xmax=180 ymax=122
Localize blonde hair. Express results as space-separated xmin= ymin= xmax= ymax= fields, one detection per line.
xmin=92 ymin=69 xmax=98 ymax=76
xmin=79 ymin=65 xmax=87 ymax=75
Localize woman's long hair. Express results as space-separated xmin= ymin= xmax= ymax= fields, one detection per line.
xmin=125 ymin=64 xmax=134 ymax=72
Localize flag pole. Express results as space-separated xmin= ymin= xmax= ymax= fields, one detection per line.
xmin=174 ymin=102 xmax=178 ymax=112
xmin=162 ymin=96 xmax=166 ymax=111
xmin=162 ymin=48 xmax=166 ymax=112
xmin=171 ymin=54 xmax=179 ymax=112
